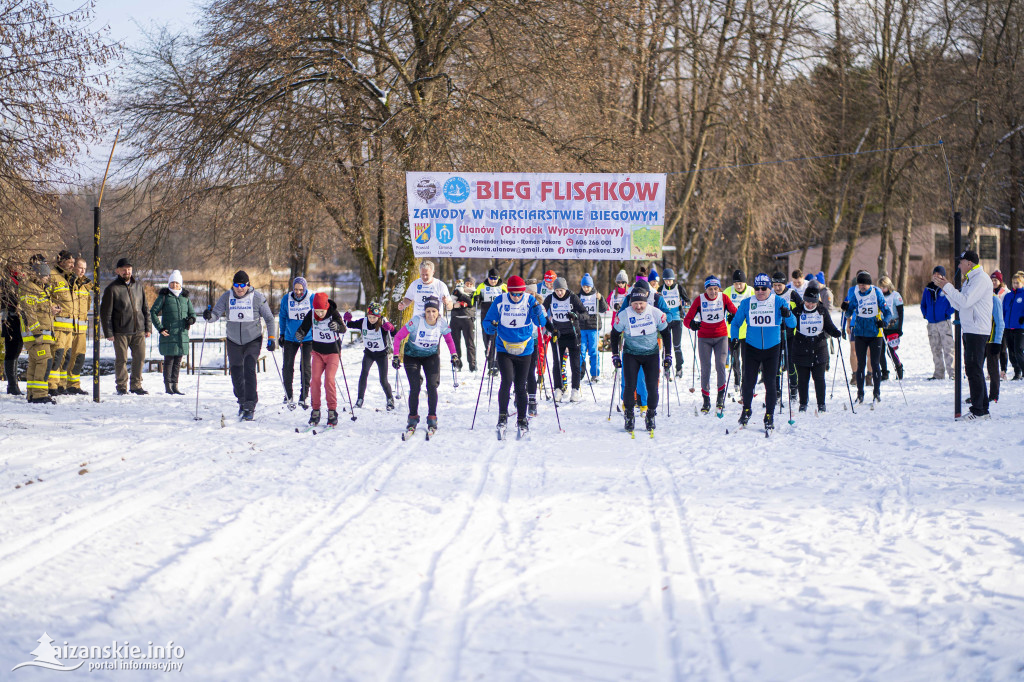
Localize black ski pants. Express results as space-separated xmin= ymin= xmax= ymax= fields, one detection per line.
xmin=666 ymin=320 xmax=684 ymax=370
xmin=281 ymin=340 xmax=311 ymax=402
xmin=358 ymin=349 xmax=393 ymax=401
xmin=963 ymin=333 xmax=989 ymax=415
xmin=228 ymin=337 xmax=262 ymax=410
xmin=854 ymin=336 xmax=883 ymax=397
xmin=741 ymin=343 xmax=781 ymax=417
xmin=497 ymin=351 xmax=531 ymax=421
xmin=795 ymin=362 xmax=827 ymax=408
xmin=553 ymin=332 xmax=581 ymax=392
xmin=404 ymin=353 xmax=440 ymax=417
xmin=622 ymin=352 xmax=660 ymax=414
xmin=450 ymin=316 xmax=477 ymax=371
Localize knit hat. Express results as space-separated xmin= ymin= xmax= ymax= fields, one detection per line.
xmin=732 ymin=269 xmax=745 ymax=283
xmin=704 ymin=276 xmax=721 ymax=289
xmin=753 ymin=273 xmax=771 ymax=288
xmin=292 ymin=276 xmax=308 ymax=291
xmin=233 ymin=270 xmax=249 ymax=285
xmin=487 ymin=268 xmax=499 ymax=279
xmin=647 ymin=268 xmax=659 ymax=282
xmin=856 ymin=272 xmax=872 ymax=285
xmin=581 ymin=273 xmax=594 ymax=287
xmin=543 ymin=270 xmax=557 ymax=284
xmin=804 ymin=273 xmax=815 ymax=281
xmin=615 ymin=270 xmax=629 ymax=284
xmin=959 ymin=249 xmax=980 ymax=265
xmin=816 ymin=271 xmax=826 ymax=285
xmin=992 ymin=270 xmax=1003 ymax=282
xmin=507 ymin=275 xmax=526 ymax=293
xmin=632 ymin=279 xmax=651 ymax=293
xmin=803 ymin=286 xmax=820 ymax=302
xmin=423 ymin=296 xmax=440 ymax=311
xmin=629 ymin=287 xmax=650 ymax=304
xmin=662 ymin=268 xmax=676 ymax=280
xmin=771 ymin=271 xmax=786 ymax=284
xmin=116 ymin=257 xmax=132 ymax=269
xmin=552 ymin=277 xmax=568 ymax=291
xmin=933 ymin=265 xmax=947 ymax=277
xmin=31 ymin=261 xmax=51 ymax=278
xmin=313 ymin=292 xmax=329 ymax=310
xmin=168 ymin=270 xmax=183 ymax=288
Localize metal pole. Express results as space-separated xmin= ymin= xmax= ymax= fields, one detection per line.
xmin=953 ymin=211 xmax=962 ymax=418
xmin=91 ymin=127 xmax=119 ymax=403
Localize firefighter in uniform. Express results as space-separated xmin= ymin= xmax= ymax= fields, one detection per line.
xmin=49 ymin=250 xmax=76 ymax=394
xmin=20 ymin=256 xmax=57 ymax=403
xmin=63 ymin=258 xmax=92 ymax=395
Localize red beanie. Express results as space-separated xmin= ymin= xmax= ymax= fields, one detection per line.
xmin=507 ymin=275 xmax=526 ymax=292
xmin=313 ymin=292 xmax=329 ymax=310
xmin=992 ymin=270 xmax=1003 ymax=282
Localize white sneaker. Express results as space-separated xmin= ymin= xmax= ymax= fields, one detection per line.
xmin=570 ymin=389 xmax=581 ymax=402
xmin=553 ymin=389 xmax=563 ymax=403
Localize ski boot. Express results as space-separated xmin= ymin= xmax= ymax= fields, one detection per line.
xmin=327 ymin=410 xmax=338 ymax=427
xmin=309 ymin=409 xmax=321 ymax=425
xmin=489 ymin=366 xmax=499 ymax=377
xmin=552 ymin=388 xmax=563 ymax=403
xmin=675 ymin=366 xmax=683 ymax=379
xmin=386 ymin=397 xmax=395 ymax=411
xmin=527 ymin=397 xmax=538 ymax=417
xmin=880 ymin=369 xmax=889 ymax=381
xmin=895 ymin=363 xmax=904 ymax=380
xmin=764 ymin=411 xmax=774 ymax=434
xmin=355 ymin=397 xmax=364 ymax=408
xmin=701 ymin=394 xmax=711 ymax=414
xmin=817 ymin=404 xmax=826 ymax=413
xmin=645 ymin=409 xmax=656 ymax=436
xmin=241 ymin=408 xmax=255 ymax=421
xmin=623 ymin=407 xmax=635 ymax=435
xmin=516 ymin=417 xmax=530 ymax=439
xmin=798 ymin=404 xmax=807 ymax=413
xmin=738 ymin=406 xmax=752 ymax=427
xmin=402 ymin=414 xmax=419 ymax=440
xmin=497 ymin=413 xmax=509 ymax=440
xmin=716 ymin=389 xmax=726 ymax=411
xmin=426 ymin=415 xmax=438 ymax=439
xmin=569 ymin=388 xmax=581 ymax=402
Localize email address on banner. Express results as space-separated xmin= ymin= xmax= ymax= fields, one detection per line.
xmin=466 ymin=242 xmax=556 ymax=254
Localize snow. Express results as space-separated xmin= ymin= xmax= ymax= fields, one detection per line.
xmin=2 ymin=315 xmax=1023 ymax=681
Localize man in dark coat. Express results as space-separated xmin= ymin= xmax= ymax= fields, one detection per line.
xmin=100 ymin=257 xmax=152 ymax=395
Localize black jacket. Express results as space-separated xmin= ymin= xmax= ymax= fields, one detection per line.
xmin=451 ymin=285 xmax=476 ymax=320
xmin=789 ymin=303 xmax=841 ymax=366
xmin=543 ymin=292 xmax=588 ymax=335
xmin=101 ymin=275 xmax=151 ymax=336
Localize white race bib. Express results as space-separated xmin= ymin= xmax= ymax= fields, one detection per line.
xmin=500 ymin=297 xmax=530 ymax=328
xmin=551 ymin=298 xmax=571 ymax=323
xmin=580 ymin=293 xmax=598 ymax=315
xmin=287 ymin=295 xmax=311 ymax=321
xmin=412 ymin=323 xmax=441 ymax=350
xmin=482 ymin=285 xmax=501 ymax=302
xmin=748 ymin=296 xmax=778 ymax=327
xmin=700 ymin=295 xmax=725 ymax=323
xmin=610 ymin=291 xmax=627 ymax=311
xmin=627 ymin=310 xmax=657 ymax=337
xmin=661 ymin=287 xmax=681 ymax=308
xmin=312 ymin=317 xmax=336 ymax=343
xmin=856 ymin=290 xmax=878 ymax=318
xmin=798 ymin=311 xmax=823 ymax=337
xmin=362 ymin=319 xmax=385 ymax=352
xmin=229 ymin=293 xmax=255 ymax=322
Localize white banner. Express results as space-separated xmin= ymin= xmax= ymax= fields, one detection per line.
xmin=406 ymin=172 xmax=666 ymax=260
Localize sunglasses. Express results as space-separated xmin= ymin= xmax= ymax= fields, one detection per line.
xmin=232 ymin=283 xmax=247 ymax=288
xmin=754 ymin=286 xmax=769 ymax=291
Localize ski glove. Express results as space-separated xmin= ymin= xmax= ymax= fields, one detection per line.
xmin=840 ymin=300 xmax=850 ymax=312
xmin=662 ymin=356 xmax=672 ymax=370
xmin=875 ymin=319 xmax=885 ymax=328
xmin=729 ymin=338 xmax=740 ymax=352
xmin=987 ymin=342 xmax=1002 ymax=357
xmin=611 ymin=355 xmax=622 ymax=369
xmin=550 ymin=332 xmax=559 ymax=344
xmin=779 ymin=305 xmax=792 ymax=318
xmin=689 ymin=319 xmax=701 ymax=331
xmin=185 ymin=315 xmax=196 ymax=327
xmin=828 ymin=328 xmax=842 ymax=338
xmin=392 ymin=356 xmax=402 ymax=370
xmin=328 ymin=320 xmax=344 ymax=332
xmin=343 ymin=311 xmax=353 ymax=323
xmin=266 ymin=339 xmax=277 ymax=352
xmin=202 ymin=307 xmax=213 ymax=321
xmin=451 ymin=355 xmax=462 ymax=370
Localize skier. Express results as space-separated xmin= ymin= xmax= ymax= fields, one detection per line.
xmin=607 ymin=270 xmax=630 ymax=323
xmin=538 ymin=270 xmax=557 ymax=298
xmin=724 ymin=270 xmax=752 ymax=391
xmin=660 ymin=268 xmax=688 ymax=379
xmin=343 ymin=302 xmax=396 ymax=410
xmin=985 ymin=291 xmax=1006 ymax=403
xmin=790 ymin=269 xmax=808 ymax=298
xmin=729 ymin=273 xmax=797 ymax=432
xmin=483 ymin=275 xmax=548 ymax=437
xmin=610 ymin=283 xmax=670 ymax=435
xmin=577 ymin=273 xmax=608 ymax=382
xmin=450 ymin=277 xmax=478 ymax=371
xmin=790 ymin=285 xmax=842 ymax=412
xmin=683 ymin=275 xmax=738 ymax=415
xmin=544 ymin=277 xmax=587 ymax=402
xmin=392 ymin=296 xmax=459 ymax=437
xmin=203 ymin=270 xmax=278 ymax=421
xmin=278 ymin=276 xmax=312 ymax=409
xmin=840 ymin=272 xmax=892 ymax=404
xmin=772 ymin=271 xmax=800 ymax=401
xmin=19 ymin=257 xmax=56 ymax=404
xmin=474 ymin=268 xmax=507 ymax=375
xmin=1004 ymin=271 xmax=1024 ymax=380
xmin=293 ymin=292 xmax=347 ymax=428
xmin=877 ymin=276 xmax=905 ymax=380
xmin=398 ymin=260 xmax=451 ymax=317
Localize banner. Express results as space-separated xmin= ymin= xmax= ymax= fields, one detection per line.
xmin=406 ymin=172 xmax=666 ymax=260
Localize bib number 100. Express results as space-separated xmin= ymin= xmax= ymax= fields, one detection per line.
xmin=752 ymin=314 xmax=773 ymax=325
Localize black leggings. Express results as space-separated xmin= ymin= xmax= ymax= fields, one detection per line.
xmin=528 ymin=343 xmax=539 ymax=395
xmin=795 ymin=363 xmax=826 ymax=407
xmin=1008 ymin=329 xmax=1024 ymax=373
xmin=497 ymin=351 xmax=532 ymax=420
xmin=554 ymin=332 xmax=581 ymax=391
xmin=281 ymin=341 xmax=311 ymax=401
xmin=358 ymin=350 xmax=393 ymax=401
xmin=404 ymin=353 xmax=440 ymax=417
xmin=854 ymin=336 xmax=883 ymax=396
xmin=666 ymin=320 xmax=684 ymax=369
xmin=741 ymin=343 xmax=781 ymax=416
xmin=623 ymin=352 xmax=660 ymax=413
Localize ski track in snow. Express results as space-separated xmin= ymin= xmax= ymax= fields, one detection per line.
xmin=2 ymin=315 xmax=1024 ymax=681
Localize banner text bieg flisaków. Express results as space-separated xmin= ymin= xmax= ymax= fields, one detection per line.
xmin=406 ymin=172 xmax=666 ymax=260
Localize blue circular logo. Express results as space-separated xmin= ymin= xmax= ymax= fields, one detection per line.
xmin=443 ymin=177 xmax=470 ymax=204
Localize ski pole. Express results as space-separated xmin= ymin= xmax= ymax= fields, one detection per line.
xmin=470 ymin=337 xmax=494 ymax=430
xmin=837 ymin=335 xmax=856 ymax=414
xmin=543 ymin=342 xmax=564 ymax=432
xmin=335 ymin=338 xmax=357 ymax=421
xmin=394 ymin=364 xmax=403 ymax=400
xmin=663 ymin=361 xmax=671 ymax=418
xmin=885 ymin=341 xmax=908 ymax=405
xmin=269 ymin=343 xmax=290 ymax=404
xmin=784 ymin=331 xmax=794 ymax=425
xmin=830 ymin=311 xmax=845 ymax=399
xmin=689 ymin=328 xmax=697 ymax=393
xmin=581 ymin=358 xmax=598 ymax=403
xmin=452 ymin=364 xmax=459 ymax=389
xmin=193 ymin=315 xmax=209 ymax=421
xmin=607 ymin=366 xmax=620 ymax=421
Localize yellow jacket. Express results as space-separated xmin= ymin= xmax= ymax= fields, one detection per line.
xmin=70 ymin=276 xmax=92 ymax=332
xmin=50 ymin=265 xmax=75 ymax=333
xmin=20 ymin=277 xmax=54 ymax=343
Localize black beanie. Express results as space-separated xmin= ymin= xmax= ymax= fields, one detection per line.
xmin=732 ymin=269 xmax=745 ymax=283
xmin=856 ymin=272 xmax=872 ymax=285
xmin=487 ymin=268 xmax=498 ymax=279
xmin=233 ymin=270 xmax=250 ymax=285
xmin=771 ymin=271 xmax=786 ymax=284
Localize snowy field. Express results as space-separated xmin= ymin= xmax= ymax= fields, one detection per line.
xmin=2 ymin=315 xmax=1023 ymax=681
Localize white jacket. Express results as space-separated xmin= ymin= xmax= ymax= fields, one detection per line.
xmin=942 ymin=265 xmax=993 ymax=336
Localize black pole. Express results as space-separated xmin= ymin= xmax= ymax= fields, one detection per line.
xmin=953 ymin=211 xmax=962 ymax=419
xmin=92 ymin=206 xmax=101 ymax=403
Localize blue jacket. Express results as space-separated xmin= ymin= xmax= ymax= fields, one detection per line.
xmin=483 ymin=293 xmax=548 ymax=356
xmin=920 ymin=283 xmax=953 ymax=324
xmin=730 ymin=294 xmax=796 ymax=350
xmin=279 ymin=292 xmax=313 ymax=343
xmin=1004 ymin=287 xmax=1024 ymax=330
xmin=844 ymin=286 xmax=892 ymax=338
xmin=991 ymin=295 xmax=1005 ymax=343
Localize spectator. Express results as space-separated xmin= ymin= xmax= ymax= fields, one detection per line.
xmin=150 ymin=270 xmax=195 ymax=395
xmin=2 ymin=262 xmax=22 ymax=395
xmin=1003 ymin=271 xmax=1024 ymax=380
xmin=920 ymin=265 xmax=954 ymax=380
xmin=991 ymin=270 xmax=1010 ymax=379
xmin=100 ymin=257 xmax=151 ymax=395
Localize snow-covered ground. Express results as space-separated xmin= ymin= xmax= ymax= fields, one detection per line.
xmin=2 ymin=315 xmax=1023 ymax=681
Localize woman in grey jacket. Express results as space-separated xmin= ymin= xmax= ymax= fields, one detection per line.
xmin=202 ymin=270 xmax=278 ymax=421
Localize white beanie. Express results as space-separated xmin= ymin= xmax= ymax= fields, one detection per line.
xmin=168 ymin=270 xmax=183 ymax=296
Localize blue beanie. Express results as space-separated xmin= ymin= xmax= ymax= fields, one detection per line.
xmin=647 ymin=267 xmax=659 ymax=282
xmin=933 ymin=265 xmax=946 ymax=277
xmin=581 ymin=273 xmax=594 ymax=287
xmin=292 ymin=276 xmax=308 ymax=290
xmin=805 ymin=273 xmax=814 ymax=281
xmin=753 ymin=273 xmax=771 ymax=288
xmin=816 ymin=271 xmax=825 ymax=285
xmin=704 ymin=276 xmax=721 ymax=289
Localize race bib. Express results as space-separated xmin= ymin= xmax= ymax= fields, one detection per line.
xmin=610 ymin=292 xmax=626 ymax=311
xmin=482 ymin=285 xmax=501 ymax=303
xmin=312 ymin=317 xmax=336 ymax=343
xmin=362 ymin=320 xmax=385 ymax=352
xmin=580 ymin=293 xmax=598 ymax=315
xmin=287 ymin=296 xmax=311 ymax=321
xmin=229 ymin=294 xmax=255 ymax=322
xmin=856 ymin=290 xmax=878 ymax=318
xmin=412 ymin=323 xmax=441 ymax=350
xmin=799 ymin=311 xmax=823 ymax=337
xmin=500 ymin=298 xmax=530 ymax=328
xmin=551 ymin=298 xmax=571 ymax=323
xmin=748 ymin=296 xmax=777 ymax=327
xmin=627 ymin=311 xmax=657 ymax=337
xmin=700 ymin=296 xmax=725 ymax=323
xmin=661 ymin=288 xmax=680 ymax=308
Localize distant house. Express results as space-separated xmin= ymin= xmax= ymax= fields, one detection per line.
xmin=776 ymin=223 xmax=1005 ymax=302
